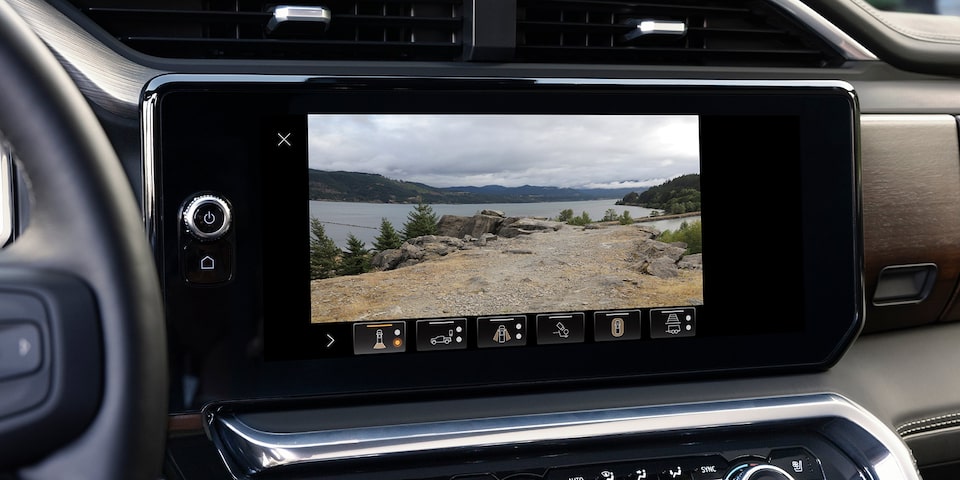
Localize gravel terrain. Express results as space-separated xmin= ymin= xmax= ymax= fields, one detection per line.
xmin=310 ymin=223 xmax=702 ymax=323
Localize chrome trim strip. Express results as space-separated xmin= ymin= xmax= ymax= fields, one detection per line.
xmin=0 ymin=141 xmax=13 ymax=247
xmin=143 ymin=74 xmax=856 ymax=93
xmin=770 ymin=0 xmax=878 ymax=61
xmin=206 ymin=394 xmax=919 ymax=479
xmin=142 ymin=93 xmax=158 ymax=249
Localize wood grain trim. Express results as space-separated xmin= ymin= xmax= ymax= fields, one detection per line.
xmin=861 ymin=115 xmax=960 ymax=332
xmin=168 ymin=413 xmax=204 ymax=435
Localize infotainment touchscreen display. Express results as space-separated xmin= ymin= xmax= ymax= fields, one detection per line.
xmin=307 ymin=114 xmax=702 ymax=339
xmin=148 ymin=78 xmax=862 ymax=407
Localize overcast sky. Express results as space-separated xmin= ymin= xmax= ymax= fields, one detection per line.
xmin=308 ymin=114 xmax=699 ymax=189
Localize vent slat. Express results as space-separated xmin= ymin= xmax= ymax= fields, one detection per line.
xmin=330 ymin=14 xmax=462 ymax=28
xmin=520 ymin=45 xmax=824 ymax=56
xmin=124 ymin=37 xmax=462 ymax=48
xmin=123 ymin=37 xmax=462 ymax=60
xmin=517 ymin=45 xmax=827 ymax=67
xmin=84 ymin=8 xmax=270 ymax=24
xmin=518 ymin=20 xmax=788 ymax=37
xmin=518 ymin=0 xmax=751 ymax=14
xmin=87 ymin=9 xmax=460 ymax=29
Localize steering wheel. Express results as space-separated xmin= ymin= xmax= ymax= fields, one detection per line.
xmin=0 ymin=2 xmax=167 ymax=479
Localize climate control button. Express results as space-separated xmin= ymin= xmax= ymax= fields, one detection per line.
xmin=767 ymin=448 xmax=823 ymax=480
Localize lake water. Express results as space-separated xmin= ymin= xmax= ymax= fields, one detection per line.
xmin=309 ymin=199 xmax=700 ymax=248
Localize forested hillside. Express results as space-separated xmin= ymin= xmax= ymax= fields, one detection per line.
xmin=616 ymin=174 xmax=700 ymax=214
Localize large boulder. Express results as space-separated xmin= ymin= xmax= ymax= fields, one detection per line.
xmin=632 ymin=238 xmax=688 ymax=278
xmin=372 ymin=236 xmax=467 ymax=271
xmin=641 ymin=256 xmax=679 ymax=278
xmin=635 ymin=239 xmax=687 ymax=263
xmin=371 ymin=248 xmax=405 ymax=270
xmin=437 ymin=214 xmax=504 ymax=239
xmin=678 ymin=253 xmax=702 ymax=270
xmin=410 ymin=235 xmax=466 ymax=258
xmin=498 ymin=217 xmax=564 ymax=238
xmin=633 ymin=225 xmax=661 ymax=239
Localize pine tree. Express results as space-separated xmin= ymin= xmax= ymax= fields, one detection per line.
xmin=339 ymin=234 xmax=372 ymax=276
xmin=309 ymin=218 xmax=340 ymax=279
xmin=373 ymin=218 xmax=403 ymax=251
xmin=402 ymin=200 xmax=439 ymax=240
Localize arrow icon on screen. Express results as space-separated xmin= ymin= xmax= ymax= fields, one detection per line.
xmin=326 ymin=334 xmax=336 ymax=348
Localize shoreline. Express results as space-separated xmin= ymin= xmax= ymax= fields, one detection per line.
xmin=633 ymin=211 xmax=702 ymax=223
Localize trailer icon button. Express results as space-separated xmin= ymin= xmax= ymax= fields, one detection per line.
xmin=649 ymin=308 xmax=696 ymax=338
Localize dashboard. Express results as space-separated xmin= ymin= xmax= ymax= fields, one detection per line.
xmin=2 ymin=1 xmax=960 ymax=479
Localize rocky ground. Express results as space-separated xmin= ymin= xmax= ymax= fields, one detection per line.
xmin=310 ymin=221 xmax=702 ymax=323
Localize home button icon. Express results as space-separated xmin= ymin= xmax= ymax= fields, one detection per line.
xmin=183 ymin=241 xmax=233 ymax=285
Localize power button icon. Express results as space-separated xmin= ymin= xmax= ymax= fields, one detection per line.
xmin=182 ymin=194 xmax=232 ymax=241
xmin=202 ymin=210 xmax=217 ymax=225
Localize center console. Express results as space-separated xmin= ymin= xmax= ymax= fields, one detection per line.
xmin=144 ymin=76 xmax=893 ymax=480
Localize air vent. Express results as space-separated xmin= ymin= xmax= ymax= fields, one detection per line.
xmin=516 ymin=0 xmax=844 ymax=67
xmin=66 ymin=0 xmax=463 ymax=60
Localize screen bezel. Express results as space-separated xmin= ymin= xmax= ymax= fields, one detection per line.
xmin=147 ymin=77 xmax=862 ymax=408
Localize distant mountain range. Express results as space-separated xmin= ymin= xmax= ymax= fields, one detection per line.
xmin=308 ymin=169 xmax=646 ymax=204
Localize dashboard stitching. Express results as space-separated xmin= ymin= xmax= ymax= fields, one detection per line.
xmin=897 ymin=412 xmax=960 ymax=436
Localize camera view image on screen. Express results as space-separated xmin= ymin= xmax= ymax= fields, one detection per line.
xmin=307 ymin=114 xmax=702 ymax=327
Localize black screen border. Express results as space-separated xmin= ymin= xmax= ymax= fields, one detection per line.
xmin=147 ymin=77 xmax=862 ymax=409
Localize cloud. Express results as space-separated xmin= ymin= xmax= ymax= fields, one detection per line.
xmin=308 ymin=114 xmax=699 ymax=188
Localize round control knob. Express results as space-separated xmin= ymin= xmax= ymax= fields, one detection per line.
xmin=182 ymin=194 xmax=232 ymax=241
xmin=726 ymin=463 xmax=795 ymax=480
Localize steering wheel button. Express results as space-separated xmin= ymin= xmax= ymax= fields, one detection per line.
xmin=0 ymin=322 xmax=42 ymax=381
